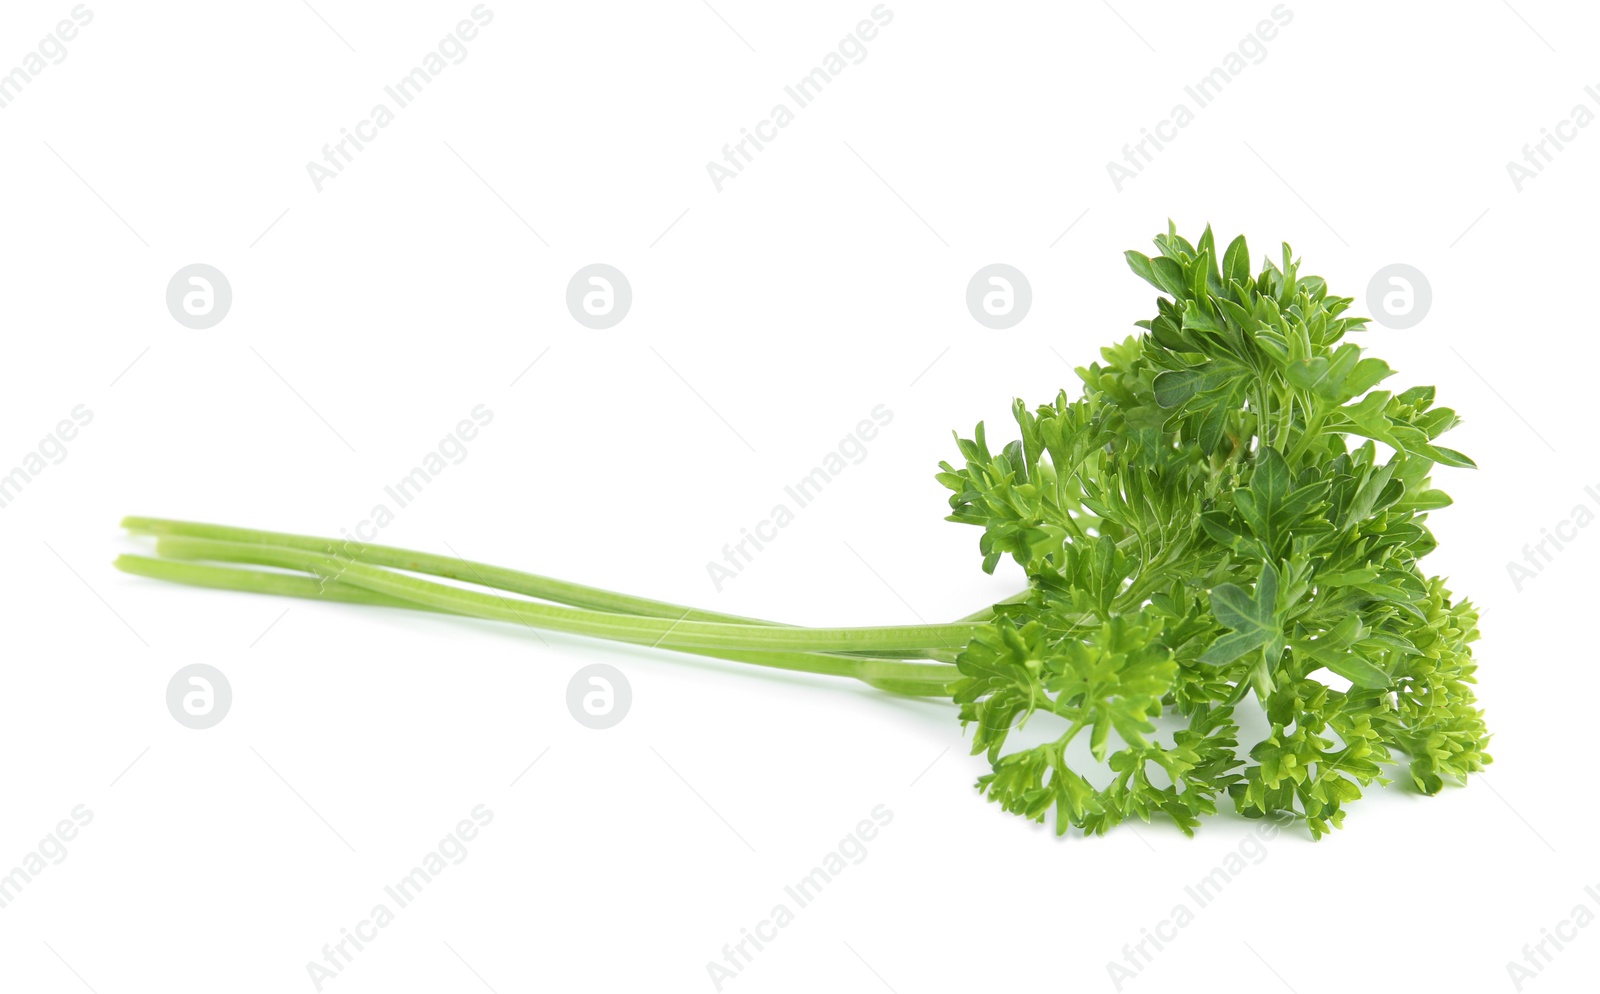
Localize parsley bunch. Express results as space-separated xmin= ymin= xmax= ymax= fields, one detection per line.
xmin=117 ymin=225 xmax=1490 ymax=839
xmin=939 ymin=224 xmax=1489 ymax=836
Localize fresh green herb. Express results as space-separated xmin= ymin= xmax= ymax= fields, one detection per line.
xmin=117 ymin=225 xmax=1490 ymax=838
xmin=938 ymin=224 xmax=1488 ymax=837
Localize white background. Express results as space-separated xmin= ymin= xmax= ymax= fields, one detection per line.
xmin=2 ymin=1 xmax=1597 ymax=991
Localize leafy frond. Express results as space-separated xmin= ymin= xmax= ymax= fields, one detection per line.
xmin=940 ymin=226 xmax=1491 ymax=838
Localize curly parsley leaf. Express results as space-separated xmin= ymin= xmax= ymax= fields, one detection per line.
xmin=940 ymin=223 xmax=1492 ymax=838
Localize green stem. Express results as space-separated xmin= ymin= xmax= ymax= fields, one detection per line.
xmin=121 ymin=516 xmax=783 ymax=627
xmin=123 ymin=517 xmax=986 ymax=661
xmin=147 ymin=535 xmax=981 ymax=655
xmin=116 ymin=552 xmax=440 ymax=610
xmin=114 ymin=554 xmax=961 ymax=695
xmin=123 ymin=516 xmax=965 ymax=661
xmin=1286 ymin=409 xmax=1325 ymax=466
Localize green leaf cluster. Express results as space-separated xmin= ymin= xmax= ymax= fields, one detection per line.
xmin=938 ymin=224 xmax=1491 ymax=838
